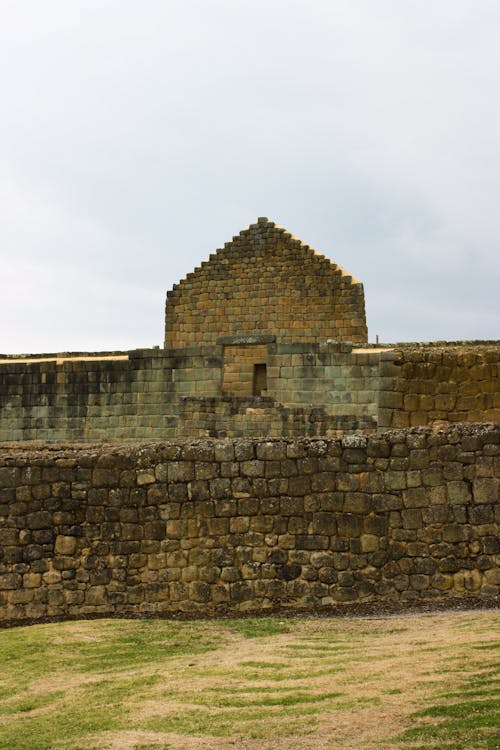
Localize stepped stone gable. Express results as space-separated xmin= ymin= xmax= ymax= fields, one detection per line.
xmin=164 ymin=217 xmax=368 ymax=348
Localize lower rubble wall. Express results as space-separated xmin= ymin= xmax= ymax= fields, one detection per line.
xmin=0 ymin=422 xmax=498 ymax=623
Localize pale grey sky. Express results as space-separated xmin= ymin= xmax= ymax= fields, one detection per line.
xmin=0 ymin=0 xmax=499 ymax=353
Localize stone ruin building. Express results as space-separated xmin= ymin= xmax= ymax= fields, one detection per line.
xmin=0 ymin=217 xmax=498 ymax=443
xmin=0 ymin=217 xmax=498 ymax=623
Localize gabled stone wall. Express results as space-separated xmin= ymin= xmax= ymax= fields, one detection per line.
xmin=164 ymin=218 xmax=367 ymax=348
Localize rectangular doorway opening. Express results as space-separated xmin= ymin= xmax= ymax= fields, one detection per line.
xmin=253 ymin=363 xmax=267 ymax=396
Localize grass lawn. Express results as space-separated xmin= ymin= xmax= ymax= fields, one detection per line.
xmin=0 ymin=609 xmax=498 ymax=749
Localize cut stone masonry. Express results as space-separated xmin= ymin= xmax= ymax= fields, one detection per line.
xmin=1 ymin=218 xmax=497 ymax=442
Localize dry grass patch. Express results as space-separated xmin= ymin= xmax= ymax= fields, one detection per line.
xmin=0 ymin=609 xmax=498 ymax=749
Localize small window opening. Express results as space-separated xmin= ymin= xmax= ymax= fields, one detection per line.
xmin=253 ymin=363 xmax=267 ymax=396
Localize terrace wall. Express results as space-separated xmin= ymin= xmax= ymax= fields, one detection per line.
xmin=0 ymin=343 xmax=498 ymax=442
xmin=0 ymin=343 xmax=380 ymax=441
xmin=378 ymin=344 xmax=500 ymax=428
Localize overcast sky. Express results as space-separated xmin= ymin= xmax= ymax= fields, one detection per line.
xmin=0 ymin=0 xmax=499 ymax=353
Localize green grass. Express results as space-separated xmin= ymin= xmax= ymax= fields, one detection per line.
xmin=396 ymin=698 xmax=500 ymax=750
xmin=223 ymin=616 xmax=292 ymax=638
xmin=394 ymin=655 xmax=500 ymax=750
xmin=183 ymin=689 xmax=345 ymax=708
xmin=0 ymin=690 xmax=65 ymax=715
xmin=0 ymin=612 xmax=498 ymax=750
xmin=0 ymin=619 xmax=225 ymax=750
xmin=238 ymin=660 xmax=288 ymax=669
xmin=0 ymin=619 xmax=220 ymax=682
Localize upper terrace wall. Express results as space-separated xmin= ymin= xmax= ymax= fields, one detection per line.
xmin=379 ymin=344 xmax=500 ymax=429
xmin=0 ymin=343 xmax=497 ymax=443
xmin=164 ymin=218 xmax=368 ymax=348
xmin=0 ymin=349 xmax=220 ymax=443
xmin=0 ymin=343 xmax=380 ymax=442
xmin=0 ymin=424 xmax=498 ymax=623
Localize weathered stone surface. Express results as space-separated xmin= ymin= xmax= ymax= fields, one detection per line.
xmin=54 ymin=535 xmax=78 ymax=555
xmin=0 ymin=425 xmax=497 ymax=622
xmin=473 ymin=478 xmax=498 ymax=504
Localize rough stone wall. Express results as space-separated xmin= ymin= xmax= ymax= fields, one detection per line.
xmin=0 ymin=423 xmax=498 ymax=623
xmin=378 ymin=344 xmax=500 ymax=429
xmin=164 ymin=218 xmax=368 ymax=348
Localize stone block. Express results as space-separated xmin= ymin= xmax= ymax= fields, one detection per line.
xmin=384 ymin=472 xmax=407 ymax=491
xmin=209 ymin=478 xmax=232 ymax=499
xmin=402 ymin=487 xmax=427 ymax=508
xmin=378 ymin=391 xmax=403 ymax=409
xmin=207 ymin=517 xmax=229 ymax=535
xmin=344 ymin=492 xmax=371 ymax=514
xmin=240 ymin=460 xmax=265 ymax=477
xmin=360 ymin=534 xmax=379 ymax=552
xmin=337 ymin=513 xmax=363 ymax=537
xmin=311 ymin=512 xmax=337 ymax=535
xmin=137 ymin=470 xmax=156 ymax=485
xmin=55 ymin=535 xmax=78 ymax=555
xmin=0 ymin=528 xmax=18 ymax=546
xmin=154 ymin=463 xmax=169 ymax=482
xmin=0 ymin=467 xmax=20 ymax=488
xmin=484 ymin=568 xmax=500 ymax=585
xmin=447 ymin=481 xmax=472 ymax=504
xmin=256 ymin=441 xmax=287 ymax=460
xmin=332 ymin=586 xmax=357 ymax=602
xmin=0 ymin=573 xmax=22 ymax=590
xmin=92 ymin=468 xmax=118 ymax=486
xmin=361 ymin=513 xmax=387 ymax=536
xmin=215 ymin=442 xmax=235 ymax=462
xmin=230 ymin=581 xmax=253 ymax=602
xmin=401 ymin=509 xmax=422 ymax=529
xmin=187 ymin=480 xmax=210 ymax=501
xmin=310 ymin=472 xmax=336 ymax=492
xmin=168 ymin=462 xmax=195 ymax=482
xmin=195 ymin=462 xmax=219 ymax=480
xmin=426 ymin=485 xmax=447 ymax=505
xmin=237 ymin=497 xmax=259 ymax=516
xmin=442 ymin=524 xmax=471 ymax=543
xmin=468 ymin=505 xmax=494 ymax=524
xmin=144 ymin=521 xmax=166 ymax=540
xmin=296 ymin=534 xmax=329 ymax=550
xmin=85 ymin=586 xmax=108 ymax=606
xmin=473 ymin=478 xmax=498 ymax=504
xmin=234 ymin=442 xmax=255 ymax=461
xmin=288 ymin=476 xmax=311 ymax=496
xmin=229 ymin=516 xmax=248 ymax=533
